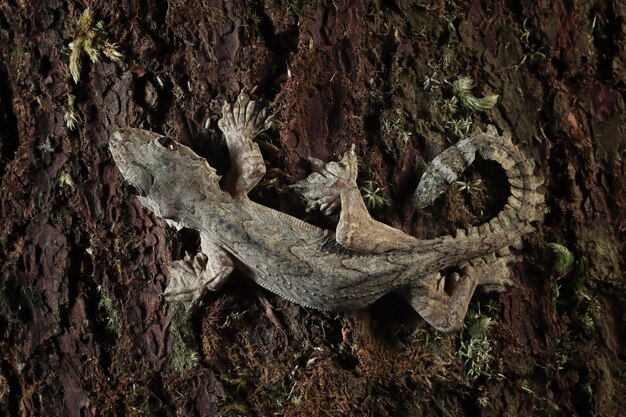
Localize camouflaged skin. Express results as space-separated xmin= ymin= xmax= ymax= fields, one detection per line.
xmin=110 ymin=91 xmax=545 ymax=332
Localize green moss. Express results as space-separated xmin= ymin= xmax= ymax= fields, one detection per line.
xmin=68 ymin=8 xmax=123 ymax=83
xmin=380 ymin=108 xmax=413 ymax=147
xmin=166 ymin=301 xmax=200 ymax=372
xmin=218 ymin=402 xmax=250 ymax=417
xmin=287 ymin=0 xmax=304 ymax=16
xmin=451 ymin=76 xmax=499 ymax=112
xmin=360 ymin=180 xmax=389 ymax=211
xmin=122 ymin=367 xmax=152 ymax=417
xmin=97 ymin=285 xmax=122 ymax=337
xmin=458 ymin=310 xmax=494 ymax=380
xmin=548 ymin=243 xmax=574 ymax=277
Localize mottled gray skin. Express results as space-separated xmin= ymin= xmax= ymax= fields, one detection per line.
xmin=110 ymin=91 xmax=545 ymax=332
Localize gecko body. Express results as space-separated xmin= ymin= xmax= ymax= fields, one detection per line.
xmin=110 ymin=91 xmax=544 ymax=331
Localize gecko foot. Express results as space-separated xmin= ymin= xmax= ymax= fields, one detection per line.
xmin=291 ymin=144 xmax=358 ymax=215
xmin=164 ymin=244 xmax=234 ymax=308
xmin=164 ymin=252 xmax=211 ymax=305
xmin=217 ymin=90 xmax=272 ymax=139
xmin=468 ymin=255 xmax=516 ymax=293
xmin=218 ymin=90 xmax=272 ymax=196
xmin=403 ymin=257 xmax=514 ymax=332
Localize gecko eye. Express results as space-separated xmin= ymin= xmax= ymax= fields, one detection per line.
xmin=156 ymin=136 xmax=179 ymax=151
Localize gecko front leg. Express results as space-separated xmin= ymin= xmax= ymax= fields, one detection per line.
xmin=163 ymin=91 xmax=269 ymax=307
xmin=218 ymin=90 xmax=272 ymax=197
xmin=164 ymin=234 xmax=234 ymax=307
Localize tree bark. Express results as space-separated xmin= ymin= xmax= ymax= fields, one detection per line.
xmin=0 ymin=1 xmax=624 ymax=416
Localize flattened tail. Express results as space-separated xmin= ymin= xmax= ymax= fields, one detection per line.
xmin=415 ymin=126 xmax=546 ymax=264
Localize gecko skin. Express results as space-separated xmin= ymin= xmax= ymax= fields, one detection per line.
xmin=110 ymin=91 xmax=545 ymax=332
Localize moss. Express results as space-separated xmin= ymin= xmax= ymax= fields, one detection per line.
xmin=68 ymin=8 xmax=123 ymax=83
xmin=359 ymin=180 xmax=389 ymax=211
xmin=167 ymin=301 xmax=200 ymax=372
xmin=217 ymin=402 xmax=250 ymax=417
xmin=97 ymin=286 xmax=122 ymax=338
xmin=122 ymin=368 xmax=152 ymax=417
xmin=457 ymin=309 xmax=494 ymax=380
xmin=451 ymin=76 xmax=499 ymax=112
xmin=548 ymin=243 xmax=575 ymax=277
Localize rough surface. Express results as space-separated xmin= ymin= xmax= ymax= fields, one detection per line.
xmin=0 ymin=1 xmax=624 ymax=416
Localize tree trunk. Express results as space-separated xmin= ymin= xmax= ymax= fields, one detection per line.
xmin=0 ymin=1 xmax=624 ymax=416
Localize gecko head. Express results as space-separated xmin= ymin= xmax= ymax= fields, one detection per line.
xmin=109 ymin=128 xmax=160 ymax=195
xmin=109 ymin=128 xmax=224 ymax=203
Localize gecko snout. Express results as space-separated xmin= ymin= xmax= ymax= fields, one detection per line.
xmin=110 ymin=129 xmax=156 ymax=196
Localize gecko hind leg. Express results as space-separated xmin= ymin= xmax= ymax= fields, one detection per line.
xmin=164 ymin=234 xmax=234 ymax=308
xmin=403 ymin=257 xmax=514 ymax=332
xmin=466 ymin=252 xmax=516 ymax=293
xmin=218 ymin=90 xmax=272 ymax=197
xmin=292 ymin=146 xmax=417 ymax=253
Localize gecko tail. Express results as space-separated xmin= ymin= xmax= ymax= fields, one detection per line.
xmin=412 ymin=135 xmax=477 ymax=209
xmin=413 ymin=125 xmax=546 ymax=259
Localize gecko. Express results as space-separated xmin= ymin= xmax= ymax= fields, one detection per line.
xmin=109 ymin=91 xmax=545 ymax=332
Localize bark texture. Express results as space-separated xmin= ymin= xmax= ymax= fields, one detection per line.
xmin=0 ymin=1 xmax=624 ymax=416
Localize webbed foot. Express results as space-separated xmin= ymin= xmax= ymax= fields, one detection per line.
xmin=402 ymin=252 xmax=516 ymax=332
xmin=164 ymin=241 xmax=234 ymax=308
xmin=218 ymin=90 xmax=272 ymax=196
xmin=290 ymin=145 xmax=358 ymax=215
xmin=463 ymin=252 xmax=516 ymax=293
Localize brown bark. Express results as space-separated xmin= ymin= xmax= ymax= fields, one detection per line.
xmin=0 ymin=1 xmax=624 ymax=416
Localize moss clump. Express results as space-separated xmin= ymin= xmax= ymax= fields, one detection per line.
xmin=167 ymin=301 xmax=200 ymax=372
xmin=458 ymin=310 xmax=494 ymax=380
xmin=69 ymin=8 xmax=123 ymax=83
